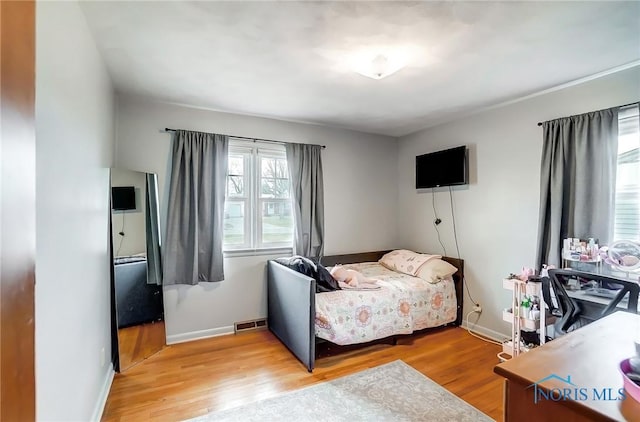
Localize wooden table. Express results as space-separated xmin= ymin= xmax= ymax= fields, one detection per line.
xmin=494 ymin=312 xmax=640 ymax=421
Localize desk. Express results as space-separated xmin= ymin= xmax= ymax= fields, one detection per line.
xmin=494 ymin=312 xmax=640 ymax=421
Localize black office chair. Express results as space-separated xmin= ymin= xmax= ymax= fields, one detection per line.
xmin=550 ymin=269 xmax=639 ymax=314
xmin=541 ymin=275 xmax=584 ymax=335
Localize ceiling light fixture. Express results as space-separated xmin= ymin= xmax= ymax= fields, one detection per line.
xmin=354 ymin=53 xmax=406 ymax=80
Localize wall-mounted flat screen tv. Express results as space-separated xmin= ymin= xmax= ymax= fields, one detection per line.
xmin=416 ymin=145 xmax=468 ymax=189
xmin=111 ymin=186 xmax=136 ymax=211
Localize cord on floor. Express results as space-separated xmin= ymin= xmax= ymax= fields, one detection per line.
xmin=465 ymin=310 xmax=504 ymax=346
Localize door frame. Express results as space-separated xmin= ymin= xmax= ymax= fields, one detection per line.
xmin=0 ymin=1 xmax=37 ymax=420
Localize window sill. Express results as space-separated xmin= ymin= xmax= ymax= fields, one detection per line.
xmin=223 ymin=247 xmax=293 ymax=258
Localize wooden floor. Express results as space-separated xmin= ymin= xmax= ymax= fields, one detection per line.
xmin=103 ymin=327 xmax=504 ymax=421
xmin=117 ymin=321 xmax=166 ymax=371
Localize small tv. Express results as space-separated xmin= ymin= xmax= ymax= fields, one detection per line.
xmin=111 ymin=186 xmax=136 ymax=211
xmin=416 ymin=145 xmax=468 ymax=189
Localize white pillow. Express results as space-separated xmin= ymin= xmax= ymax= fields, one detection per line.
xmin=415 ymin=259 xmax=458 ymax=284
xmin=379 ymin=249 xmax=443 ymax=276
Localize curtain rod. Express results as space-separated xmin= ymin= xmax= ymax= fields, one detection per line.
xmin=164 ymin=128 xmax=326 ymax=149
xmin=537 ymin=101 xmax=639 ymax=126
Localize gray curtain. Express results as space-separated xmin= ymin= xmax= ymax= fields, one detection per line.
xmin=164 ymin=130 xmax=228 ymax=285
xmin=286 ymin=143 xmax=325 ymax=258
xmin=536 ymin=107 xmax=619 ymax=268
xmin=145 ymin=173 xmax=162 ymax=285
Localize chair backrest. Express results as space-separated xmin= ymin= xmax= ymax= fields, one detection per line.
xmin=543 ymin=273 xmax=581 ymax=334
xmin=554 ymin=276 xmax=582 ymax=332
xmin=548 ymin=269 xmax=639 ymax=318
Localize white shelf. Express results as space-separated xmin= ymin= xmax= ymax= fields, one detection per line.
xmin=501 ymin=341 xmax=514 ymax=357
xmin=562 ymin=250 xmax=601 ymax=263
xmin=502 ymin=278 xmax=543 ymax=295
xmin=501 ymin=340 xmax=533 ymax=356
xmin=502 ymin=310 xmax=556 ymax=330
xmin=502 ymin=276 xmax=550 ymax=358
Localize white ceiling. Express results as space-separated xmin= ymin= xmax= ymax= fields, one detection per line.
xmin=80 ymin=1 xmax=640 ymax=137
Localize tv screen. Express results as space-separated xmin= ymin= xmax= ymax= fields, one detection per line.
xmin=112 ymin=186 xmax=136 ymax=211
xmin=416 ymin=146 xmax=468 ymax=189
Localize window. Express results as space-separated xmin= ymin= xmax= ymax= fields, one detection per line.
xmin=614 ymin=105 xmax=640 ymax=242
xmin=223 ymin=140 xmax=293 ymax=250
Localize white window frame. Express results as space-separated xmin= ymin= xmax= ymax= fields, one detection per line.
xmin=223 ymin=139 xmax=293 ymax=254
xmin=225 ymin=146 xmax=252 ymax=250
xmin=614 ymin=105 xmax=640 ymax=243
xmin=255 ymin=149 xmax=292 ymax=249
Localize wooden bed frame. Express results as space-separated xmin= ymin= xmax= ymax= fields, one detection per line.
xmin=267 ymin=250 xmax=464 ymax=372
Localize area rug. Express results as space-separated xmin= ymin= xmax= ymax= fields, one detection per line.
xmin=188 ymin=360 xmax=493 ymax=421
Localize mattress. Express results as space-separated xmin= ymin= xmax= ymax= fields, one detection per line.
xmin=314 ymin=262 xmax=457 ymax=345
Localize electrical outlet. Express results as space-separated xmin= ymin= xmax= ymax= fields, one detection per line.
xmin=473 ymin=304 xmax=482 ymax=313
xmin=100 ymin=347 xmax=105 ymax=366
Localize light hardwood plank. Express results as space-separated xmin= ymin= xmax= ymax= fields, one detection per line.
xmin=118 ymin=321 xmax=166 ymax=371
xmin=103 ymin=327 xmax=503 ymax=421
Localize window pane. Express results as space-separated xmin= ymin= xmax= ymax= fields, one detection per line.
xmin=261 ymin=157 xmax=288 ymax=176
xmin=223 ymin=201 xmax=245 ymax=245
xmin=260 ymin=178 xmax=289 ymax=199
xmin=228 ymin=155 xmax=244 ymax=176
xmin=275 ymin=158 xmax=288 ymax=178
xmin=261 ymin=157 xmax=276 ymax=178
xmin=274 ymin=178 xmax=289 ymax=198
xmin=227 ymin=175 xmax=244 ymax=197
xmin=261 ymin=178 xmax=290 ymax=199
xmin=261 ymin=179 xmax=275 ymax=198
xmin=262 ymin=201 xmax=293 ymax=244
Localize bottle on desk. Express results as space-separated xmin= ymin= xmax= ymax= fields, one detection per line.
xmin=520 ymin=296 xmax=531 ymax=319
xmin=587 ymin=238 xmax=599 ymax=260
xmin=530 ymin=304 xmax=540 ymax=320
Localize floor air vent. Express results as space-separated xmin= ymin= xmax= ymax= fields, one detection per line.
xmin=234 ymin=318 xmax=267 ymax=333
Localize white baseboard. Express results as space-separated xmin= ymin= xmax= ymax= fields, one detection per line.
xmin=166 ymin=326 xmax=235 ymax=345
xmin=90 ymin=364 xmax=115 ymax=422
xmin=460 ymin=320 xmax=509 ymax=343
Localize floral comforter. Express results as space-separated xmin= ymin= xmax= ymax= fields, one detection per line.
xmin=314 ymin=262 xmax=457 ymax=345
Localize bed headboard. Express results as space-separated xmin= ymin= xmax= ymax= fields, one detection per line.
xmin=319 ymin=250 xmax=465 ymax=326
xmin=319 ymin=250 xmax=391 ymax=267
xmin=441 ymin=256 xmax=464 ymax=325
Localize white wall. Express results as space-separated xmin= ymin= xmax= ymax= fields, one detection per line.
xmin=35 ymin=2 xmax=115 ymax=420
xmin=111 ymin=169 xmax=147 ymax=257
xmin=397 ymin=66 xmax=640 ymax=339
xmin=115 ymin=97 xmax=398 ymax=340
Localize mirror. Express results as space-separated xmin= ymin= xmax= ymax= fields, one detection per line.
xmin=607 ymin=240 xmax=640 ymax=273
xmin=110 ymin=168 xmax=165 ymax=372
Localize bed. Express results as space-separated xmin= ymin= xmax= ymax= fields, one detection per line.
xmin=267 ymin=250 xmax=464 ymax=372
xmin=114 ymin=256 xmax=163 ymax=328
